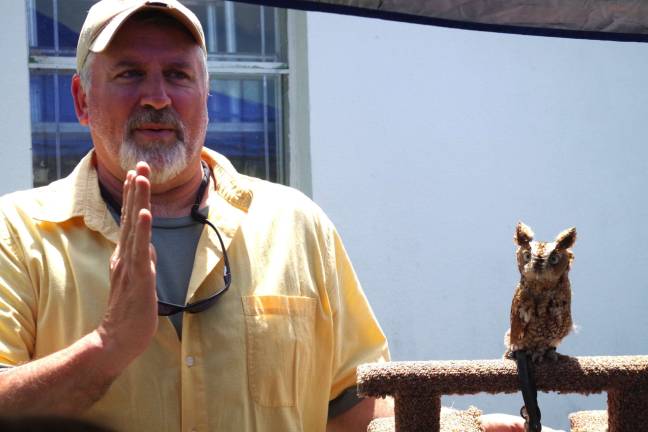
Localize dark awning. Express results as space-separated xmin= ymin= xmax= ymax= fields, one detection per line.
xmin=238 ymin=0 xmax=648 ymax=42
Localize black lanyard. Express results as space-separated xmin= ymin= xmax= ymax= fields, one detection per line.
xmin=515 ymin=350 xmax=542 ymax=432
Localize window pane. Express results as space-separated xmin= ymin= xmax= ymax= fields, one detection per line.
xmin=58 ymin=74 xmax=78 ymax=122
xmin=233 ymin=3 xmax=262 ymax=54
xmin=30 ymin=70 xmax=93 ymax=187
xmin=29 ymin=0 xmax=95 ymax=54
xmin=206 ymin=75 xmax=283 ymax=182
xmin=30 ymin=71 xmax=81 ymax=125
xmin=30 ymin=72 xmax=56 ymax=123
xmin=185 ymin=1 xmax=286 ymax=62
xmin=58 ymin=0 xmax=93 ymax=53
xmin=32 ymin=133 xmax=58 ymax=187
xmin=30 ymin=0 xmax=55 ymax=51
xmin=32 ymin=132 xmax=92 ymax=188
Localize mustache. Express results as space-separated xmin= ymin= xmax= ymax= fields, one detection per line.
xmin=126 ymin=107 xmax=185 ymax=141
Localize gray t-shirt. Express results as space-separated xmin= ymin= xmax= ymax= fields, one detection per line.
xmin=151 ymin=211 xmax=206 ymax=336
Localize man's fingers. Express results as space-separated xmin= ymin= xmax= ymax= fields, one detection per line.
xmin=133 ymin=208 xmax=153 ymax=263
xmin=135 ymin=161 xmax=151 ymax=179
xmin=123 ymin=168 xmax=151 ymax=255
xmin=150 ymin=244 xmax=157 ymax=266
xmin=134 ymin=173 xmax=151 ymax=216
xmin=115 ymin=161 xmax=152 ymax=266
xmin=118 ymin=170 xmax=136 ymax=247
xmin=128 ymin=177 xmax=144 ymax=243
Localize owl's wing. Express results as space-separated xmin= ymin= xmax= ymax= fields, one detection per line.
xmin=509 ymin=293 xmax=527 ymax=346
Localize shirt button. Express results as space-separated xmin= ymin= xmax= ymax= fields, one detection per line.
xmin=185 ymin=356 xmax=195 ymax=367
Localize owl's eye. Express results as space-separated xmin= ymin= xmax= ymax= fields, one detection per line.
xmin=522 ymin=251 xmax=532 ymax=263
xmin=549 ymin=253 xmax=560 ymax=265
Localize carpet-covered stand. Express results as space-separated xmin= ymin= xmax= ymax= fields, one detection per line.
xmin=358 ymin=355 xmax=648 ymax=432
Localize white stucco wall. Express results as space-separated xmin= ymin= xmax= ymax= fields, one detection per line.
xmin=307 ymin=12 xmax=648 ymax=429
xmin=0 ymin=2 xmax=33 ymax=193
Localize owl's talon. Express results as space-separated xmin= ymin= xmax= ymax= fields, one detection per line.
xmin=531 ymin=351 xmax=544 ymax=364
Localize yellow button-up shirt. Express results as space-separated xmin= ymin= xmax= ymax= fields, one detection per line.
xmin=0 ymin=149 xmax=389 ymax=431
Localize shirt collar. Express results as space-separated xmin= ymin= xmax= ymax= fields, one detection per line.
xmin=33 ymin=148 xmax=254 ymax=242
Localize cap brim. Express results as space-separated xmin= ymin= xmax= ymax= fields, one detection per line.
xmin=89 ymin=5 xmax=204 ymax=54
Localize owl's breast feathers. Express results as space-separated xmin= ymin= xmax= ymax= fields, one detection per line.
xmin=510 ymin=283 xmax=536 ymax=346
xmin=509 ymin=277 xmax=572 ymax=350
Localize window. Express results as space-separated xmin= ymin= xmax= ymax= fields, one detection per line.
xmin=27 ymin=0 xmax=288 ymax=187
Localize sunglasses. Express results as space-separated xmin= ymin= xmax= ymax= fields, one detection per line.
xmin=157 ymin=216 xmax=231 ymax=316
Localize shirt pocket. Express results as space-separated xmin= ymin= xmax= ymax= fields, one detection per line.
xmin=242 ymin=295 xmax=316 ymax=407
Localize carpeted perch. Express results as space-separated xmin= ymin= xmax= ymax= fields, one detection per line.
xmin=358 ymin=355 xmax=648 ymax=432
xmin=368 ymin=406 xmax=483 ymax=432
xmin=569 ymin=410 xmax=607 ymax=432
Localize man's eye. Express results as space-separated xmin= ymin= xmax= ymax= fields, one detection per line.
xmin=117 ymin=70 xmax=142 ymax=79
xmin=167 ymin=70 xmax=190 ymax=80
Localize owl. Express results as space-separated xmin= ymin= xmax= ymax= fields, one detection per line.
xmin=505 ymin=222 xmax=577 ymax=363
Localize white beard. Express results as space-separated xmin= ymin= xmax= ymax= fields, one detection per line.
xmin=119 ymin=138 xmax=188 ymax=185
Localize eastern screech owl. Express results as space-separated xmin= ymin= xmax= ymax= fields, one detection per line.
xmin=505 ymin=222 xmax=577 ymax=363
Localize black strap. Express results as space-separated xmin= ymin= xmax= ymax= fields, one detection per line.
xmin=514 ymin=350 xmax=542 ymax=432
xmin=191 ymin=161 xmax=211 ymax=222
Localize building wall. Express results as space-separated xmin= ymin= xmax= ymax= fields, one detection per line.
xmin=307 ymin=11 xmax=648 ymax=429
xmin=0 ymin=2 xmax=33 ymax=193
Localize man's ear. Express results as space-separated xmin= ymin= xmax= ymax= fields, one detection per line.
xmin=71 ymin=74 xmax=89 ymax=126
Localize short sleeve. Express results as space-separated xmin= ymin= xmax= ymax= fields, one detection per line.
xmin=326 ymin=226 xmax=390 ymax=400
xmin=0 ymin=216 xmax=37 ymax=367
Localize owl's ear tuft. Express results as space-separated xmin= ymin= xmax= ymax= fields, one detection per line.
xmin=514 ymin=222 xmax=534 ymax=246
xmin=555 ymin=227 xmax=577 ymax=250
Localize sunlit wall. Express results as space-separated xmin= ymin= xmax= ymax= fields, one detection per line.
xmin=308 ymin=11 xmax=648 ymax=430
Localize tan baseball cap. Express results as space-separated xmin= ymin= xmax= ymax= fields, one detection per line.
xmin=76 ymin=0 xmax=206 ymax=72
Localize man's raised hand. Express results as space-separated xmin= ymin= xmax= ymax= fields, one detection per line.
xmin=98 ymin=162 xmax=158 ymax=371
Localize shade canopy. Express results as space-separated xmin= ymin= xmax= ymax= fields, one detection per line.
xmin=239 ymin=0 xmax=648 ymax=42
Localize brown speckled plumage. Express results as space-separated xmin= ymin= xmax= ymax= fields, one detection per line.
xmin=505 ymin=222 xmax=577 ymax=362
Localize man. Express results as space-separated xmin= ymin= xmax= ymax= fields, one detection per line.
xmin=0 ymin=1 xmax=542 ymax=431
xmin=0 ymin=1 xmax=388 ymax=430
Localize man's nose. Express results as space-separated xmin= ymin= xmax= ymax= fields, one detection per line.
xmin=139 ymin=75 xmax=171 ymax=110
